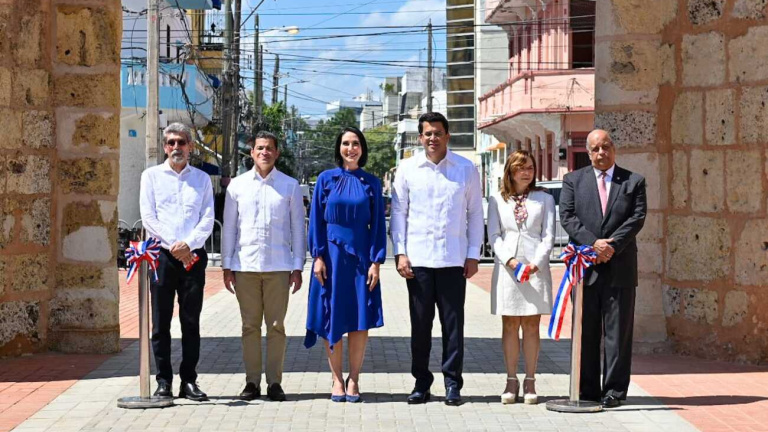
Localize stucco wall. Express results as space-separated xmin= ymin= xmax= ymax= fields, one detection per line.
xmin=0 ymin=0 xmax=121 ymax=356
xmin=597 ymin=0 xmax=768 ymax=362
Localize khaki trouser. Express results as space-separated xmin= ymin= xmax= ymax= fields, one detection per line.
xmin=234 ymin=271 xmax=290 ymax=386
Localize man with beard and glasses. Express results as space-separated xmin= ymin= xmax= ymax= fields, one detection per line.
xmin=139 ymin=122 xmax=215 ymax=401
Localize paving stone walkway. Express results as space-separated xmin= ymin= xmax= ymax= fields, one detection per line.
xmin=11 ymin=265 xmax=698 ymax=432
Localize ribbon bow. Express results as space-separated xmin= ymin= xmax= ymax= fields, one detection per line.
xmin=513 ymin=262 xmax=532 ymax=283
xmin=547 ymin=243 xmax=597 ymax=341
xmin=125 ymin=237 xmax=161 ymax=284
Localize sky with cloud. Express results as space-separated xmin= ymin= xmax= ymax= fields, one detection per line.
xmin=240 ymin=0 xmax=447 ymax=119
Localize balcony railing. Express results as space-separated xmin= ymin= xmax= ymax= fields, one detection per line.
xmin=478 ymin=69 xmax=594 ymax=127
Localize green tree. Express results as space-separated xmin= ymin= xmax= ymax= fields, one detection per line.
xmin=302 ymin=108 xmax=359 ymax=179
xmin=363 ymin=125 xmax=396 ymax=180
xmin=246 ymin=101 xmax=302 ymax=177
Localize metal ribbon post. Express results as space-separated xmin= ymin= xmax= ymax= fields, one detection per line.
xmin=117 ymin=229 xmax=173 ymax=409
xmin=546 ymin=280 xmax=602 ymax=413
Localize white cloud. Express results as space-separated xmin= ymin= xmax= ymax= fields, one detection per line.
xmin=361 ymin=0 xmax=446 ymax=28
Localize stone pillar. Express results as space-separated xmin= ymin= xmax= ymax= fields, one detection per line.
xmin=0 ymin=0 xmax=121 ymax=356
xmin=596 ymin=0 xmax=768 ymax=362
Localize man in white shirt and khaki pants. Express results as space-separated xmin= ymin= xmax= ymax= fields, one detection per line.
xmin=391 ymin=112 xmax=485 ymax=406
xmin=140 ymin=123 xmax=215 ymax=402
xmin=221 ymin=131 xmax=305 ymax=402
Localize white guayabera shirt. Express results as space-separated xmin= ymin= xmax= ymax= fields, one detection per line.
xmin=221 ymin=167 xmax=306 ymax=272
xmin=390 ymin=151 xmax=484 ymax=268
xmin=139 ymin=160 xmax=215 ymax=251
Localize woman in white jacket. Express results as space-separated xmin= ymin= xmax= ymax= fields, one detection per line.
xmin=487 ymin=150 xmax=555 ymax=405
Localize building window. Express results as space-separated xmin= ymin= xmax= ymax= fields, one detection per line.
xmin=448 ymin=49 xmax=474 ymax=63
xmin=448 ymin=63 xmax=474 ymax=77
xmin=448 ymin=106 xmax=474 ymax=119
xmin=570 ymin=0 xmax=595 ymax=68
xmin=448 ymin=78 xmax=474 ymax=92
xmin=447 ymin=7 xmax=474 ymax=21
xmin=449 ymin=134 xmax=474 ymax=148
xmin=448 ymin=92 xmax=475 ymax=106
xmin=447 ymin=35 xmax=474 ymax=50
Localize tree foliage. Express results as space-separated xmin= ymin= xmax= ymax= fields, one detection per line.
xmin=363 ymin=124 xmax=396 ymax=180
xmin=301 ymin=108 xmax=359 ymax=180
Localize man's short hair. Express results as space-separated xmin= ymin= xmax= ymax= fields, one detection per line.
xmin=418 ymin=112 xmax=450 ymax=134
xmin=252 ymin=130 xmax=279 ymax=150
xmin=163 ymin=122 xmax=193 ymax=144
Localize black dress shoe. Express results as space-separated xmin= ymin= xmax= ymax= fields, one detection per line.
xmin=407 ymin=389 xmax=431 ymax=404
xmin=179 ymin=382 xmax=209 ymax=402
xmin=267 ymin=383 xmax=286 ymax=401
xmin=239 ymin=382 xmax=260 ymax=401
xmin=601 ymin=395 xmax=621 ymax=408
xmin=445 ymin=387 xmax=462 ymax=406
xmin=153 ymin=382 xmax=172 ymax=398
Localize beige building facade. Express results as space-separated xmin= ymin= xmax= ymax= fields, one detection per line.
xmin=597 ymin=0 xmax=768 ymax=362
xmin=0 ymin=0 xmax=121 ymax=356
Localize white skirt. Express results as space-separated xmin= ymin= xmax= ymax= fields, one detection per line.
xmin=490 ymin=253 xmax=553 ymax=316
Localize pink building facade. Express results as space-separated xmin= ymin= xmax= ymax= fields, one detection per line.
xmin=478 ymin=0 xmax=595 ymax=187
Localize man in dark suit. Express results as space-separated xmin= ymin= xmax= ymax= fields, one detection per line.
xmin=559 ymin=129 xmax=647 ymax=408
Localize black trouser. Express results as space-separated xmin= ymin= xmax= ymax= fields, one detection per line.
xmin=150 ymin=248 xmax=207 ymax=385
xmin=406 ymin=267 xmax=466 ymax=391
xmin=578 ymin=279 xmax=636 ymax=401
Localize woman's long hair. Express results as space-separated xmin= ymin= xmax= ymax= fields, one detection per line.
xmin=500 ymin=150 xmax=539 ymax=202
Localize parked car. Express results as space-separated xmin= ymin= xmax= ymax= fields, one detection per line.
xmin=538 ymin=180 xmax=568 ymax=246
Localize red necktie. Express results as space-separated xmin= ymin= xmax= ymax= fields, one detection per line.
xmin=598 ymin=171 xmax=608 ymax=215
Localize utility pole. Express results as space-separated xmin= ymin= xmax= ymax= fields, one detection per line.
xmin=258 ymin=45 xmax=264 ymax=114
xmin=427 ymin=19 xmax=433 ymax=113
xmin=230 ymin=0 xmax=242 ymax=177
xmin=146 ymin=0 xmax=160 ymax=167
xmin=221 ymin=0 xmax=233 ymax=181
xmin=283 ymin=84 xmax=287 ymax=106
xmin=252 ymin=14 xmax=260 ymax=129
xmin=272 ymin=54 xmax=279 ymax=104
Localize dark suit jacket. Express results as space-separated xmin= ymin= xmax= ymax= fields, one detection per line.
xmin=559 ymin=165 xmax=647 ymax=288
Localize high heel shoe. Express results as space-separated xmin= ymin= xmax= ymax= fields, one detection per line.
xmin=330 ymin=379 xmax=346 ymax=402
xmin=523 ymin=377 xmax=537 ymax=405
xmin=345 ymin=377 xmax=361 ymax=403
xmin=501 ymin=376 xmax=519 ymax=404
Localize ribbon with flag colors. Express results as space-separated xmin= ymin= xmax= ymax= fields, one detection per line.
xmin=513 ymin=262 xmax=532 ymax=283
xmin=547 ymin=243 xmax=598 ymax=341
xmin=125 ymin=237 xmax=161 ymax=284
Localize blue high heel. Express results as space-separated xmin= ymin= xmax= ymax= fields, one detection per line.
xmin=331 ymin=379 xmax=346 ymax=402
xmin=345 ymin=377 xmax=362 ymax=403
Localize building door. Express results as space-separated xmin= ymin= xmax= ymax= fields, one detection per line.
xmin=567 ymin=132 xmax=590 ymax=171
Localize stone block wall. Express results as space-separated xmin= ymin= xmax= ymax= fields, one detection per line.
xmin=597 ymin=0 xmax=768 ymax=362
xmin=0 ymin=0 xmax=121 ymax=356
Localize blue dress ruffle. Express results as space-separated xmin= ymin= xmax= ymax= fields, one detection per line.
xmin=304 ymin=167 xmax=387 ymax=349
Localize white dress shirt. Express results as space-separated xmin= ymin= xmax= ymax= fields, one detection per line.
xmin=390 ymin=151 xmax=485 ymax=268
xmin=139 ymin=160 xmax=215 ymax=250
xmin=221 ymin=167 xmax=306 ymax=272
xmin=594 ymin=164 xmax=615 ymax=195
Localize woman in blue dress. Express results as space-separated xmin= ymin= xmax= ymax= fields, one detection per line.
xmin=305 ymin=126 xmax=387 ymax=403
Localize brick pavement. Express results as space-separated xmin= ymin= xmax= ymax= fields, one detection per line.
xmin=9 ymin=265 xmax=698 ymax=432
xmin=0 ymin=270 xmax=225 ymax=432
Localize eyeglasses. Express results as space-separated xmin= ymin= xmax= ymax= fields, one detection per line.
xmin=421 ymin=132 xmax=445 ymax=139
xmin=165 ymin=139 xmax=188 ymax=147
